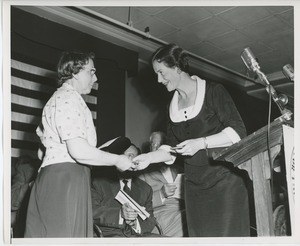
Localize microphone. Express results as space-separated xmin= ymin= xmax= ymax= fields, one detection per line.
xmin=240 ymin=47 xmax=291 ymax=119
xmin=282 ymin=64 xmax=294 ymax=82
xmin=241 ymin=47 xmax=269 ymax=86
xmin=240 ymin=47 xmax=260 ymax=73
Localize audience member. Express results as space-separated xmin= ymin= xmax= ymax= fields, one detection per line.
xmin=91 ymin=144 xmax=159 ymax=237
xmin=138 ymin=131 xmax=187 ymax=237
xmin=11 ymin=155 xmax=41 ymax=237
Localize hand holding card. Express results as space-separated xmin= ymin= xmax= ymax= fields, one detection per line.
xmin=170 ymin=145 xmax=183 ymax=153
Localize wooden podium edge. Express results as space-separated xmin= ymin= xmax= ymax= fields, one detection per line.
xmin=212 ymin=117 xmax=292 ymax=167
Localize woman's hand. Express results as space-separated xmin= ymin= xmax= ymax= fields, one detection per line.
xmin=132 ymin=153 xmax=152 ymax=171
xmin=173 ymin=138 xmax=206 ymax=156
xmin=115 ymin=155 xmax=134 ymax=172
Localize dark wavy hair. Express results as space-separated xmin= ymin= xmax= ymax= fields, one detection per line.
xmin=57 ymin=51 xmax=95 ymax=86
xmin=151 ymin=43 xmax=189 ymax=73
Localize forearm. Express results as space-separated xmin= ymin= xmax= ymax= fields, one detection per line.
xmin=146 ymin=149 xmax=173 ymax=164
xmin=66 ymin=138 xmax=120 ymax=166
xmin=205 ymin=127 xmax=241 ymax=148
xmin=74 ymin=147 xmax=119 ymax=167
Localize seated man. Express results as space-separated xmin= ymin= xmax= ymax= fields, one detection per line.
xmin=11 ymin=155 xmax=42 ymax=237
xmin=91 ymin=143 xmax=159 ymax=237
xmin=138 ymin=131 xmax=188 ymax=237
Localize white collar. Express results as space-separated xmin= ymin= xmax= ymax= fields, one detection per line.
xmin=170 ymin=76 xmax=206 ymax=122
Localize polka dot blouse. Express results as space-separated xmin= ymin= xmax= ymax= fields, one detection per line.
xmin=36 ymin=83 xmax=97 ymax=168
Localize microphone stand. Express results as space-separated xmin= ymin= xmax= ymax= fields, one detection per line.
xmin=241 ymin=47 xmax=292 ymax=121
xmin=241 ymin=48 xmax=293 ymax=218
xmin=254 ymin=69 xmax=292 ymax=121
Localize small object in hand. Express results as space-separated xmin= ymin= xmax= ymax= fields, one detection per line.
xmin=171 ymin=146 xmax=182 ymax=151
xmin=171 ymin=146 xmax=182 ymax=149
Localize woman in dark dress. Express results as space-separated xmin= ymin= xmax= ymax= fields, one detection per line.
xmin=133 ymin=43 xmax=250 ymax=237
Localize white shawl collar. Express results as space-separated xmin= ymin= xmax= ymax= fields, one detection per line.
xmin=170 ymin=76 xmax=206 ymax=123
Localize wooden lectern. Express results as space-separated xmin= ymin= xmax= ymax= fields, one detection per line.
xmin=213 ymin=115 xmax=293 ymax=236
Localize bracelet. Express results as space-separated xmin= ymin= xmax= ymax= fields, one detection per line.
xmin=203 ymin=137 xmax=208 ymax=150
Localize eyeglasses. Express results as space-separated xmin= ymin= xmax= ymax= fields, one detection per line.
xmin=89 ymin=68 xmax=97 ymax=76
xmin=82 ymin=67 xmax=96 ymax=76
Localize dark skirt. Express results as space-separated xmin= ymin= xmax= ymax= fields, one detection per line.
xmin=185 ymin=166 xmax=250 ymax=237
xmin=24 ymin=162 xmax=93 ymax=238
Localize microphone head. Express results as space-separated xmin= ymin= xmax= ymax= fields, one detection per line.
xmin=282 ymin=64 xmax=294 ymax=81
xmin=241 ymin=47 xmax=260 ymax=72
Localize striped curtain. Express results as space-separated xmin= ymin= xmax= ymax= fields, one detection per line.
xmin=11 ymin=59 xmax=98 ymax=164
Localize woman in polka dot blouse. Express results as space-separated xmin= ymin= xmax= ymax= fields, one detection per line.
xmin=24 ymin=51 xmax=134 ymax=238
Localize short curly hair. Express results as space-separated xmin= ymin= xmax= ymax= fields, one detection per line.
xmin=57 ymin=50 xmax=95 ymax=86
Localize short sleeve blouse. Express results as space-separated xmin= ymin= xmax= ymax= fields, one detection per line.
xmin=37 ymin=83 xmax=97 ymax=168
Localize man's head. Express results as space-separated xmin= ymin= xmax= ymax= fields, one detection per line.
xmin=124 ymin=144 xmax=140 ymax=161
xmin=149 ymin=131 xmax=166 ymax=152
xmin=119 ymin=144 xmax=141 ymax=179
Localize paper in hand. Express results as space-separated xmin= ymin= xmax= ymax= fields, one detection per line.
xmin=115 ymin=190 xmax=150 ymax=220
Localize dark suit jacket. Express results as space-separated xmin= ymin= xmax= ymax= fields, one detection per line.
xmin=91 ymin=172 xmax=156 ymax=237
xmin=11 ymin=156 xmax=41 ymax=237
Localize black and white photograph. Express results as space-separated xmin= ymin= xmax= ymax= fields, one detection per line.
xmin=1 ymin=0 xmax=299 ymax=245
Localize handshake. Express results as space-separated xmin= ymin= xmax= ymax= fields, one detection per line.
xmin=110 ymin=142 xmax=153 ymax=172
xmin=130 ymin=157 xmax=155 ymax=171
xmin=130 ymin=160 xmax=140 ymax=171
xmin=99 ymin=136 xmax=165 ymax=173
xmin=119 ymin=153 xmax=151 ymax=172
xmin=99 ymin=137 xmax=151 ymax=172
